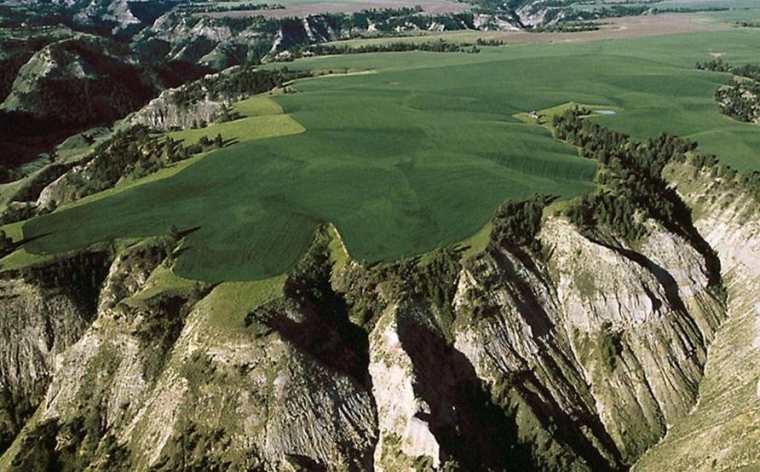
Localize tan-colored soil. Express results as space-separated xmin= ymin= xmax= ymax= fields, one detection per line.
xmin=204 ymin=0 xmax=468 ymax=19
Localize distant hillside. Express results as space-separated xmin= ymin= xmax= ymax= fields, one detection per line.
xmin=6 ymin=0 xmax=175 ymax=36
xmin=0 ymin=33 xmax=208 ymax=171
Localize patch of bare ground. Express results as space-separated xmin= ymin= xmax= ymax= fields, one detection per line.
xmin=319 ymin=13 xmax=725 ymax=47
xmin=464 ymin=14 xmax=726 ymax=44
xmin=203 ymin=0 xmax=468 ymax=19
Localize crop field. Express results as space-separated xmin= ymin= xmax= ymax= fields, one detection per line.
xmin=168 ymin=96 xmax=305 ymax=145
xmin=202 ymin=0 xmax=468 ymax=19
xmin=19 ymin=28 xmax=760 ymax=282
xmin=324 ymin=13 xmax=725 ymax=48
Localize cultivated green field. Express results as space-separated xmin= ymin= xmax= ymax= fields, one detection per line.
xmin=168 ymin=96 xmax=305 ymax=145
xmin=19 ymin=29 xmax=760 ymax=282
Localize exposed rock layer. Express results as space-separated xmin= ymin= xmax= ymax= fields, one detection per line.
xmin=0 ymin=159 xmax=758 ymax=469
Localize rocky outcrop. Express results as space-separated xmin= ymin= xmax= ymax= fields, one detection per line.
xmin=370 ymin=303 xmax=442 ymax=470
xmin=633 ymin=161 xmax=760 ymax=470
xmin=124 ymin=69 xmax=234 ymax=132
xmin=453 ymin=215 xmax=725 ymax=468
xmin=1 ymin=261 xmax=378 ymax=470
xmin=2 ymin=159 xmax=759 ymax=469
xmin=126 ymin=93 xmax=228 ymax=132
xmin=473 ymin=13 xmax=521 ymax=32
xmin=15 ymin=0 xmax=171 ymax=37
xmin=0 ymin=249 xmax=112 ymax=453
xmin=134 ymin=9 xmax=519 ymax=70
xmin=73 ymin=0 xmax=142 ymax=35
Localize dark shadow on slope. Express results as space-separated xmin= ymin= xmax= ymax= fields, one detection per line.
xmin=472 ymin=245 xmax=624 ymax=470
xmin=135 ymin=292 xmax=208 ymax=382
xmin=588 ymin=236 xmax=690 ymax=316
xmin=283 ymin=454 xmax=328 ymax=471
xmin=657 ymin=186 xmax=723 ymax=291
xmin=396 ymin=312 xmax=535 ymax=470
xmin=511 ymin=353 xmax=624 ymax=471
xmin=12 ymin=231 xmax=52 ymax=250
xmin=222 ymin=138 xmax=238 ymax=147
xmin=252 ymin=295 xmax=371 ymax=388
xmin=489 ymin=247 xmax=554 ymax=339
xmin=176 ymin=225 xmax=202 ymax=239
xmin=507 ymin=244 xmax=554 ymax=294
xmin=248 ymin=227 xmax=371 ymax=388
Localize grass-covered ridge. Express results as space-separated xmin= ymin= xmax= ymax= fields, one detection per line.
xmin=168 ymin=95 xmax=305 ymax=145
xmin=18 ymin=29 xmax=760 ymax=282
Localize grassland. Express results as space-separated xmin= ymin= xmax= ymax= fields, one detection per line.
xmin=168 ymin=96 xmax=304 ymax=145
xmin=321 ymin=12 xmax=724 ymax=49
xmin=18 ymin=29 xmax=760 ymax=282
xmin=201 ymin=0 xmax=466 ymax=19
xmin=513 ymin=102 xmax=622 ymax=127
xmin=204 ymin=275 xmax=287 ymax=332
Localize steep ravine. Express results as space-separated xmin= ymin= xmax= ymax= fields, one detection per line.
xmin=633 ymin=161 xmax=760 ymax=470
xmin=0 ymin=248 xmax=113 ymax=453
xmin=0 ymin=160 xmax=757 ymax=470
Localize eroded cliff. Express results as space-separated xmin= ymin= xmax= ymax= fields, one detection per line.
xmin=0 ymin=158 xmax=757 ymax=470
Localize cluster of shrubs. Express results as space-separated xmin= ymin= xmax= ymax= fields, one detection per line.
xmin=475 ymin=38 xmax=505 ymax=46
xmin=715 ymin=80 xmax=760 ymax=123
xmin=489 ymin=195 xmax=555 ymax=251
xmin=696 ymin=57 xmax=760 ymax=80
xmin=553 ymin=107 xmax=698 ymax=241
xmin=171 ymin=66 xmax=308 ymax=109
xmin=306 ymin=40 xmax=481 ymax=56
xmin=696 ymin=58 xmax=760 ymax=123
xmin=529 ymin=21 xmax=600 ymax=33
xmin=177 ymin=2 xmax=284 ymax=14
xmin=553 ymin=107 xmax=727 ymax=287
xmin=55 ymin=126 xmax=225 ymax=202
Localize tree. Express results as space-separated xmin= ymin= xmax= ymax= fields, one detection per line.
xmin=0 ymin=230 xmax=14 ymax=255
xmin=169 ymin=224 xmax=181 ymax=243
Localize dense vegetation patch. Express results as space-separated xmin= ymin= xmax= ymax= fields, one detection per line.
xmin=553 ymin=106 xmax=722 ymax=288
xmin=697 ymin=58 xmax=760 ymax=124
xmin=303 ymin=40 xmax=482 ymax=57
xmin=169 ymin=66 xmax=308 ymax=110
xmin=489 ymin=195 xmax=555 ymax=251
xmin=177 ymin=2 xmax=285 ymax=14
xmin=597 ymin=321 xmax=623 ymax=372
xmin=555 ymin=107 xmax=692 ymax=239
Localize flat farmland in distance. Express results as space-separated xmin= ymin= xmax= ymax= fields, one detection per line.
xmin=202 ymin=0 xmax=468 ymax=19
xmin=21 ymin=28 xmax=760 ymax=282
xmin=324 ymin=13 xmax=725 ymax=48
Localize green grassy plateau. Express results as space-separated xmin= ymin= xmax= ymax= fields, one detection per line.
xmin=19 ymin=29 xmax=760 ymax=282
